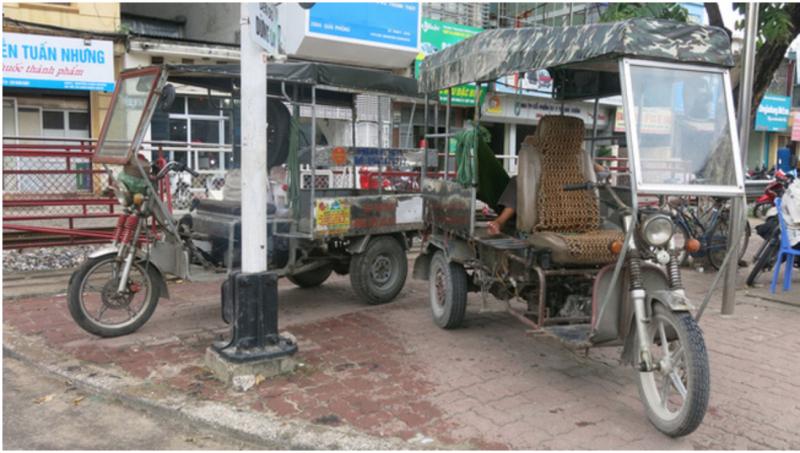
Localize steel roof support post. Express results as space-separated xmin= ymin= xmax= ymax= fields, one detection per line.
xmin=591 ymin=96 xmax=599 ymax=157
xmin=209 ymin=4 xmax=297 ymax=372
xmin=444 ymin=89 xmax=451 ymax=180
xmin=722 ymin=3 xmax=758 ymax=316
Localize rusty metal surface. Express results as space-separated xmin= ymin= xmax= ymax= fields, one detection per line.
xmin=310 ymin=194 xmax=423 ymax=238
xmin=422 ymin=179 xmax=474 ymax=238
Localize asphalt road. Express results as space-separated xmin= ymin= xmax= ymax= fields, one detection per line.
xmin=2 ymin=356 xmax=264 ymax=450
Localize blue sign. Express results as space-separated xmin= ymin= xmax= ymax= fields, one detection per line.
xmin=2 ymin=33 xmax=115 ymax=92
xmin=755 ymin=94 xmax=791 ymax=132
xmin=308 ymin=2 xmax=419 ymax=50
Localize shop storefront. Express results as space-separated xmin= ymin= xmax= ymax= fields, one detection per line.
xmin=480 ymin=93 xmax=613 ymax=174
xmin=2 ymin=32 xmax=116 ymax=140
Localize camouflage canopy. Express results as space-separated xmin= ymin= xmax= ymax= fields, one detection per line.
xmin=418 ymin=19 xmax=734 ymax=98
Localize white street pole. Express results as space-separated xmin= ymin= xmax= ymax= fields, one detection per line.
xmin=722 ymin=3 xmax=758 ymax=315
xmin=240 ymin=2 xmax=268 ymax=274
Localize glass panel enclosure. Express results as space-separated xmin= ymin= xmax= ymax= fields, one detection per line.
xmin=625 ymin=63 xmax=740 ymax=193
xmin=95 ymin=72 xmax=158 ymax=163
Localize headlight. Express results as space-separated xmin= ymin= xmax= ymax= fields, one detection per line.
xmin=114 ymin=181 xmax=131 ymax=207
xmin=640 ymin=214 xmax=674 ymax=247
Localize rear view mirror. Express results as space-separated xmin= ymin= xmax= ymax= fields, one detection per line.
xmin=159 ymin=84 xmax=177 ymax=112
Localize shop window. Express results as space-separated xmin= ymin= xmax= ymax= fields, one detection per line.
xmin=169 ymin=96 xmax=186 ymax=114
xmin=188 ymin=97 xmax=220 ymax=116
xmin=43 ymin=111 xmax=65 ymax=130
xmin=69 ymin=112 xmax=89 ymax=131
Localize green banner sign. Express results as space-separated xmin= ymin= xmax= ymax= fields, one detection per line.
xmin=415 ymin=18 xmax=486 ymax=106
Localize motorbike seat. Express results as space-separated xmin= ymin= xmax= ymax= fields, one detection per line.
xmin=517 ymin=115 xmax=623 ymax=265
xmin=195 ymin=198 xmax=276 ymax=217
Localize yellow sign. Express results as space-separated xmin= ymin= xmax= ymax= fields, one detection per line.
xmin=315 ymin=198 xmax=350 ymax=234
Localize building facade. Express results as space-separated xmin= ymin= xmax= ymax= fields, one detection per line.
xmin=3 ymin=3 xmax=123 ymax=139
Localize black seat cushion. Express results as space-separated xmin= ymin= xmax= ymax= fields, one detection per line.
xmin=196 ymin=199 xmax=276 ymax=216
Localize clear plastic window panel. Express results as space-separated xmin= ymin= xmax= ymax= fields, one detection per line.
xmin=628 ymin=65 xmax=736 ymax=188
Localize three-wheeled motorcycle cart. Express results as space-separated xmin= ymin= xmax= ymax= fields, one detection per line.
xmin=67 ymin=62 xmax=436 ymax=337
xmin=414 ymin=19 xmax=745 ymax=436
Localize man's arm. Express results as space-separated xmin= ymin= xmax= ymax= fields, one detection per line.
xmin=488 ymin=207 xmax=515 ymax=235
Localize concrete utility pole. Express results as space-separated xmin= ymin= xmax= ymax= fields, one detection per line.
xmin=722 ymin=3 xmax=758 ymax=315
xmin=206 ymin=3 xmax=296 ymax=381
xmin=240 ymin=4 xmax=268 ymax=273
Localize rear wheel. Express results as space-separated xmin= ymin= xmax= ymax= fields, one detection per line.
xmin=349 ymin=236 xmax=407 ymax=305
xmin=746 ymin=234 xmax=780 ymax=287
xmin=429 ymin=251 xmax=467 ymax=329
xmin=636 ymin=304 xmax=709 ymax=437
xmin=287 ymin=264 xmax=333 ymax=288
xmin=708 ymin=219 xmax=750 ymax=270
xmin=753 ymin=202 xmax=771 ymax=219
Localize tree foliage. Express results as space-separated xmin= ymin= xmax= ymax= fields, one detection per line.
xmin=599 ymin=3 xmax=688 ymax=22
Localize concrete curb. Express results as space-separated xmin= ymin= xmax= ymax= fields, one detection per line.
xmin=3 ymin=326 xmax=429 ymax=450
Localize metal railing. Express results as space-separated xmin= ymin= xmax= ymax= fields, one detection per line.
xmin=2 ymin=136 xmax=232 ymax=248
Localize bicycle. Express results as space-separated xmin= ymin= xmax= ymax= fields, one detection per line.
xmin=668 ymin=196 xmax=750 ymax=270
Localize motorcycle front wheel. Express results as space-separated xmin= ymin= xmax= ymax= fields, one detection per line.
xmin=68 ymin=255 xmax=160 ymax=337
xmin=636 ymin=304 xmax=709 ymax=437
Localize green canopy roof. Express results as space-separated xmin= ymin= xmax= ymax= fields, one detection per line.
xmin=419 ymin=19 xmax=734 ymax=96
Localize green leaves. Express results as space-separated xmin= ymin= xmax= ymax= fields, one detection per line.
xmin=734 ymin=3 xmax=795 ymax=48
xmin=599 ymin=3 xmax=689 ymax=23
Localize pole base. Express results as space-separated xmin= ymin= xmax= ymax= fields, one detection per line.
xmin=205 ymin=345 xmax=297 ymax=388
xmin=208 ymin=270 xmax=298 ymax=385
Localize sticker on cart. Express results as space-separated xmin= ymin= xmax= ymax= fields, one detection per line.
xmin=315 ymin=198 xmax=351 ymax=234
xmin=396 ymin=197 xmax=423 ymax=224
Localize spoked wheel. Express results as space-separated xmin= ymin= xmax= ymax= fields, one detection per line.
xmin=429 ymin=251 xmax=467 ymax=329
xmin=68 ymin=255 xmax=160 ymax=337
xmin=746 ymin=235 xmax=780 ymax=287
xmin=636 ymin=304 xmax=709 ymax=437
xmin=707 ymin=220 xmax=750 ymax=270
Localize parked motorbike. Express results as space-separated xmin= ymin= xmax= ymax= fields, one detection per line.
xmin=67 ymin=157 xmax=202 ymax=337
xmin=752 ymin=170 xmax=793 ymax=219
xmin=747 ymin=177 xmax=800 ymax=286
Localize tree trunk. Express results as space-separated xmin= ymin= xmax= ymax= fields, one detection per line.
xmin=705 ymin=3 xmax=800 ymax=123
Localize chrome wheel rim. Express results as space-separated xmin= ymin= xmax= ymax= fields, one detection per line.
xmin=638 ymin=312 xmax=690 ymax=422
xmin=79 ymin=259 xmax=151 ymax=329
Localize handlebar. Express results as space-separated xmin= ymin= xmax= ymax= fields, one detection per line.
xmin=155 ymin=161 xmax=200 ymax=180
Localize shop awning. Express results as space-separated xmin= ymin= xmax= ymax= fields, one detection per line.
xmin=153 ymin=61 xmax=419 ymax=98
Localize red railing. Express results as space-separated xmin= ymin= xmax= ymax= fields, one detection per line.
xmin=2 ymin=137 xmax=188 ymax=249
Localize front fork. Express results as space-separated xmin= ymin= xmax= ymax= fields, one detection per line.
xmin=630 ymin=256 xmax=654 ymax=372
xmin=116 ymin=215 xmax=144 ymax=294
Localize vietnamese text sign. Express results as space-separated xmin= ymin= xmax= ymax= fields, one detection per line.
xmin=2 ymin=33 xmax=114 ymax=92
xmin=250 ymin=3 xmax=280 ymax=55
xmin=308 ymin=2 xmax=419 ymax=50
xmin=755 ymin=94 xmax=791 ymax=132
xmin=415 ymin=18 xmax=484 ymax=106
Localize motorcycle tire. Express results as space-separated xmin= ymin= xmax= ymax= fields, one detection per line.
xmin=349 ymin=236 xmax=407 ymax=305
xmin=636 ymin=304 xmax=709 ymax=437
xmin=746 ymin=235 xmax=780 ymax=287
xmin=428 ymin=251 xmax=467 ymax=329
xmin=67 ymin=255 xmax=161 ymax=337
xmin=753 ymin=202 xmax=771 ymax=219
xmin=267 ymin=99 xmax=291 ymax=169
xmin=287 ymin=264 xmax=333 ymax=288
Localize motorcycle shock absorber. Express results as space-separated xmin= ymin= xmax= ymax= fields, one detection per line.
xmin=667 ymin=255 xmax=684 ymax=290
xmin=119 ymin=215 xmax=140 ymax=245
xmin=628 ymin=252 xmax=643 ymax=291
xmin=111 ymin=214 xmax=129 ymax=246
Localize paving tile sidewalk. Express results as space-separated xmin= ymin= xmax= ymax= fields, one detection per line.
xmin=3 ymin=258 xmax=800 ymax=449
